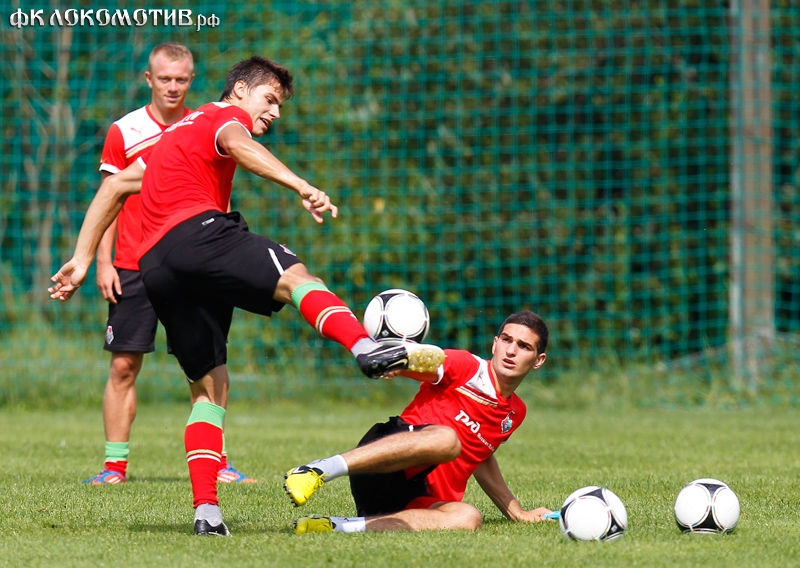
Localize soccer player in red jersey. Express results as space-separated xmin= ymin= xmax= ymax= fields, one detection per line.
xmin=286 ymin=311 xmax=555 ymax=533
xmin=86 ymin=42 xmax=255 ymax=486
xmin=49 ymin=56 xmax=445 ymax=536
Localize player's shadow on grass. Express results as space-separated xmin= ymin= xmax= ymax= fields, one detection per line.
xmin=127 ymin=476 xmax=186 ymax=483
xmin=128 ymin=523 xmax=291 ymax=535
xmin=129 ymin=524 xmax=190 ymax=535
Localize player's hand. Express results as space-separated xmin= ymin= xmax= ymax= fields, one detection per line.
xmin=517 ymin=507 xmax=556 ymax=523
xmin=48 ymin=258 xmax=89 ymax=301
xmin=95 ymin=262 xmax=121 ymax=304
xmin=298 ymin=184 xmax=338 ymax=223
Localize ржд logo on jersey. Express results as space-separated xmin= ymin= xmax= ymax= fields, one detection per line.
xmin=454 ymin=409 xmax=480 ymax=433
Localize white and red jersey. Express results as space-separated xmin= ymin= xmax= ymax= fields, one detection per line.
xmin=137 ymin=102 xmax=253 ymax=259
xmin=401 ymin=349 xmax=527 ymax=505
xmin=99 ymin=105 xmax=191 ymax=270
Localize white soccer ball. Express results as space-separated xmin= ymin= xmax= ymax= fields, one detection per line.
xmin=559 ymin=486 xmax=628 ymax=541
xmin=674 ymin=478 xmax=740 ymax=533
xmin=362 ymin=289 xmax=430 ymax=344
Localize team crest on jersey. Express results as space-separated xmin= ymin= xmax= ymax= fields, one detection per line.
xmin=501 ymin=413 xmax=513 ymax=433
xmin=280 ymin=244 xmax=296 ymax=257
xmin=106 ymin=326 xmax=114 ymax=344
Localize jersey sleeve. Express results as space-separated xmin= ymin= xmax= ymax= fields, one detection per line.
xmin=99 ymin=123 xmax=126 ymax=174
xmin=436 ymin=349 xmax=481 ymax=388
xmin=213 ymin=106 xmax=253 ymax=157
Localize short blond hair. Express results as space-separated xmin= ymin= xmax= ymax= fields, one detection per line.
xmin=148 ymin=42 xmax=194 ymax=72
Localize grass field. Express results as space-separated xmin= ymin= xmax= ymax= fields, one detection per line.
xmin=2 ymin=401 xmax=800 ymax=567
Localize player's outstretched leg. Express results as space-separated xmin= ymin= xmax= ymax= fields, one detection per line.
xmin=294 ymin=516 xmax=366 ymax=534
xmin=290 ymin=281 xmax=445 ymax=378
xmin=294 ymin=516 xmax=336 ymax=534
xmin=284 ymin=454 xmax=348 ymax=507
xmin=284 ymin=466 xmax=325 ymax=507
xmin=355 ymin=342 xmax=445 ymax=378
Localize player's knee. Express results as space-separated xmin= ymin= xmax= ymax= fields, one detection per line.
xmin=442 ymin=426 xmax=462 ymax=461
xmin=461 ymin=506 xmax=483 ymax=530
xmin=109 ymin=353 xmax=143 ymax=383
xmin=283 ymin=262 xmax=320 ymax=283
xmin=440 ymin=502 xmax=482 ymax=530
xmin=427 ymin=425 xmax=461 ymax=461
xmin=276 ymin=264 xmax=324 ymax=303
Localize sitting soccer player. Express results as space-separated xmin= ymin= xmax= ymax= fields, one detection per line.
xmin=285 ymin=310 xmax=555 ymax=533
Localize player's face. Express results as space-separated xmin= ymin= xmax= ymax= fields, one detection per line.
xmin=145 ymin=54 xmax=194 ymax=116
xmin=236 ymin=82 xmax=284 ymax=137
xmin=490 ymin=323 xmax=546 ymax=383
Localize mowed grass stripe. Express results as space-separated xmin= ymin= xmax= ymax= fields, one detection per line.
xmin=0 ymin=403 xmax=798 ymax=567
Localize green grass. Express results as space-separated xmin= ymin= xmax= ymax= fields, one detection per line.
xmin=2 ymin=402 xmax=800 ymax=567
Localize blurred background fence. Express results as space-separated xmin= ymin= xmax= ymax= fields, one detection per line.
xmin=1 ymin=1 xmax=798 ymax=407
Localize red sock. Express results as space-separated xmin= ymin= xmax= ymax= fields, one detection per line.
xmin=185 ymin=421 xmax=223 ymax=507
xmin=104 ymin=460 xmax=127 ymax=476
xmin=218 ymin=453 xmax=228 ymax=471
xmin=296 ymin=288 xmax=370 ymax=350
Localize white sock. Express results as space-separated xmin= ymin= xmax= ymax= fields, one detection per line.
xmin=195 ymin=504 xmax=223 ymax=526
xmin=330 ymin=516 xmax=366 ymax=533
xmin=308 ymin=455 xmax=349 ymax=480
xmin=350 ymin=337 xmax=378 ymax=356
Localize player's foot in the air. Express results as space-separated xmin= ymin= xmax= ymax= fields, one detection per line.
xmin=193 ymin=519 xmax=231 ymax=536
xmin=356 ymin=342 xmax=445 ymax=378
xmin=294 ymin=516 xmax=336 ymax=534
xmin=217 ymin=463 xmax=258 ymax=484
xmin=284 ymin=465 xmax=325 ymax=507
xmin=82 ymin=469 xmax=126 ymax=485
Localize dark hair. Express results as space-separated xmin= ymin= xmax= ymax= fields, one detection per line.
xmin=219 ymin=56 xmax=294 ymax=101
xmin=498 ymin=311 xmax=549 ymax=353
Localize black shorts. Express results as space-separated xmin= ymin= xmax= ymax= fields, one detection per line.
xmin=349 ymin=416 xmax=434 ymax=517
xmin=103 ymin=268 xmax=158 ymax=353
xmin=138 ymin=210 xmax=303 ymax=382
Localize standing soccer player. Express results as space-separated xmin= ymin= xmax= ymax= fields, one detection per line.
xmin=86 ymin=42 xmax=255 ymax=485
xmin=49 ymin=56 xmax=445 ymax=536
xmin=286 ymin=311 xmax=554 ymax=533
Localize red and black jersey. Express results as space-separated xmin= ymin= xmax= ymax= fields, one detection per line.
xmin=137 ymin=102 xmax=253 ymax=259
xmin=99 ymin=105 xmax=191 ymax=270
xmin=401 ymin=349 xmax=527 ymax=504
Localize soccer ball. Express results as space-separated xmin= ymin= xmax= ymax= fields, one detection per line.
xmin=362 ymin=289 xmax=430 ymax=344
xmin=674 ymin=478 xmax=740 ymax=533
xmin=558 ymin=486 xmax=628 ymax=541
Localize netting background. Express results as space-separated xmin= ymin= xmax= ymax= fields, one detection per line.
xmin=1 ymin=1 xmax=797 ymax=405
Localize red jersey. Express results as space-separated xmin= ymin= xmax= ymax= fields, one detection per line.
xmin=401 ymin=349 xmax=527 ymax=505
xmin=99 ymin=105 xmax=191 ymax=270
xmin=137 ymin=102 xmax=253 ymax=258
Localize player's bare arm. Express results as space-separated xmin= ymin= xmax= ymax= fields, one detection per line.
xmin=95 ymin=172 xmax=122 ymax=303
xmin=217 ymin=123 xmax=338 ymax=223
xmin=472 ymin=454 xmax=553 ymax=522
xmin=95 ymin=218 xmax=121 ymax=303
xmin=49 ymin=162 xmax=144 ymax=301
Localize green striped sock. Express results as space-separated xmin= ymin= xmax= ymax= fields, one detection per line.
xmin=105 ymin=441 xmax=129 ymax=462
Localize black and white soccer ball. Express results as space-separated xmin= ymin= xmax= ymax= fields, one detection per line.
xmin=559 ymin=486 xmax=628 ymax=541
xmin=362 ymin=289 xmax=430 ymax=344
xmin=674 ymin=478 xmax=740 ymax=533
